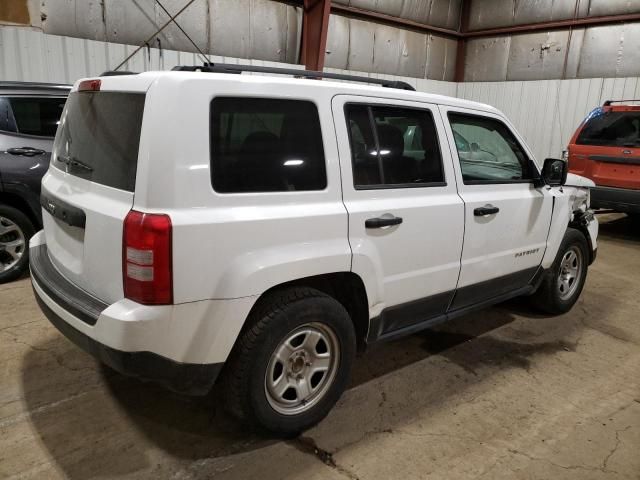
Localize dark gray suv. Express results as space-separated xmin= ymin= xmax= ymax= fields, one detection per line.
xmin=0 ymin=82 xmax=70 ymax=283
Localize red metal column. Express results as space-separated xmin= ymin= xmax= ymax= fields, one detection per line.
xmin=300 ymin=0 xmax=332 ymax=71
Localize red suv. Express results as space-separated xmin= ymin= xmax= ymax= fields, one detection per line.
xmin=567 ymin=100 xmax=640 ymax=214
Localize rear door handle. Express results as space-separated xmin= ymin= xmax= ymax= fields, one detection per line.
xmin=7 ymin=147 xmax=46 ymax=157
xmin=365 ymin=215 xmax=403 ymax=229
xmin=474 ymin=205 xmax=500 ymax=216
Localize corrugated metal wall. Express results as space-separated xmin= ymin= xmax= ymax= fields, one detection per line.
xmin=464 ymin=0 xmax=640 ymax=81
xmin=36 ymin=0 xmax=303 ymax=65
xmin=458 ymin=77 xmax=640 ymax=161
xmin=467 ymin=0 xmax=637 ymax=30
xmin=1 ymin=0 xmax=458 ymax=81
xmin=0 ymin=25 xmax=456 ymax=89
xmin=324 ymin=15 xmax=457 ymax=80
xmin=2 ymin=26 xmax=638 ymax=164
xmin=332 ymin=0 xmax=462 ymax=30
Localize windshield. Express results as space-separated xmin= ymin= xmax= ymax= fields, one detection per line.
xmin=52 ymin=92 xmax=145 ymax=192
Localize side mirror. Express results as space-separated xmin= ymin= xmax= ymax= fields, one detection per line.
xmin=541 ymin=158 xmax=568 ymax=186
xmin=470 ymin=142 xmax=479 ymax=152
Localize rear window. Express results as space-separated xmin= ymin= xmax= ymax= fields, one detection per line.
xmin=52 ymin=92 xmax=145 ymax=192
xmin=577 ymin=109 xmax=640 ymax=147
xmin=0 ymin=96 xmax=66 ymax=137
xmin=210 ymin=97 xmax=326 ymax=193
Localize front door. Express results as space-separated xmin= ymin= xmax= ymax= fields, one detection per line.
xmin=332 ymin=95 xmax=464 ymax=339
xmin=440 ymin=106 xmax=553 ymax=310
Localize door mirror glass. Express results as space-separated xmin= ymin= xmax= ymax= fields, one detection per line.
xmin=542 ymin=158 xmax=567 ymax=186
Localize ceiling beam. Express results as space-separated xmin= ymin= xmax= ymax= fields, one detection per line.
xmin=465 ymin=12 xmax=640 ymax=38
xmin=330 ymin=3 xmax=461 ymax=39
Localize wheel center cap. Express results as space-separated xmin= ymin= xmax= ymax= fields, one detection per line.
xmin=291 ymin=355 xmax=305 ymax=374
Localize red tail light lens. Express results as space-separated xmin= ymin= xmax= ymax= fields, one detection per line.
xmin=123 ymin=210 xmax=173 ymax=305
xmin=78 ymin=79 xmax=101 ymax=92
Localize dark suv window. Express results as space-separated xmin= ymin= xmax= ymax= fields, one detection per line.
xmin=345 ymin=104 xmax=444 ymax=188
xmin=210 ymin=98 xmax=326 ymax=193
xmin=577 ymin=110 xmax=640 ymax=147
xmin=52 ymin=92 xmax=145 ymax=192
xmin=0 ymin=97 xmax=66 ymax=137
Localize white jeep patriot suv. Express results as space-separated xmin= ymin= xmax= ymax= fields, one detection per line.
xmin=30 ymin=64 xmax=598 ymax=435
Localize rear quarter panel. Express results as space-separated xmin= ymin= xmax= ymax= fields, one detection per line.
xmin=133 ymin=74 xmax=352 ymax=303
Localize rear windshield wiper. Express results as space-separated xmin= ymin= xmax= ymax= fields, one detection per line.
xmin=59 ymin=155 xmax=94 ymax=172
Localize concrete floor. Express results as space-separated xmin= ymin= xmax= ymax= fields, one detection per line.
xmin=1 ymin=214 xmax=639 ymax=480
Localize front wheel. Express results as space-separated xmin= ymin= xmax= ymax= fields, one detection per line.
xmin=221 ymin=287 xmax=356 ymax=436
xmin=530 ymin=228 xmax=589 ymax=314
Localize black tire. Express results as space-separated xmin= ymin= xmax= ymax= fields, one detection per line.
xmin=0 ymin=204 xmax=34 ymax=284
xmin=221 ymin=287 xmax=356 ymax=437
xmin=530 ymin=228 xmax=589 ymax=315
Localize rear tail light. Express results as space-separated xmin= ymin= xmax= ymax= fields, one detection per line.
xmin=123 ymin=210 xmax=172 ymax=305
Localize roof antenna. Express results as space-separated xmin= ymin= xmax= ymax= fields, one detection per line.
xmin=112 ymin=0 xmax=202 ymax=72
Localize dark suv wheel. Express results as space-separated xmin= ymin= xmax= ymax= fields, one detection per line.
xmin=530 ymin=228 xmax=589 ymax=314
xmin=0 ymin=205 xmax=34 ymax=284
xmin=221 ymin=287 xmax=356 ymax=436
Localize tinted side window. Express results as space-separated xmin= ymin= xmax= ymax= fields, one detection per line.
xmin=345 ymin=104 xmax=444 ymax=188
xmin=210 ymin=98 xmax=326 ymax=193
xmin=449 ymin=113 xmax=535 ymax=184
xmin=0 ymin=97 xmax=17 ymax=133
xmin=577 ymin=110 xmax=640 ymax=147
xmin=7 ymin=97 xmax=66 ymax=137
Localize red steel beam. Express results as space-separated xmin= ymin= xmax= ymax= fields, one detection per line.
xmin=301 ymin=0 xmax=332 ymax=71
xmin=465 ymin=12 xmax=640 ymax=38
xmin=330 ymin=3 xmax=461 ymax=39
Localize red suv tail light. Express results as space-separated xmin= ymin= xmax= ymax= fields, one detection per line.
xmin=123 ymin=210 xmax=173 ymax=305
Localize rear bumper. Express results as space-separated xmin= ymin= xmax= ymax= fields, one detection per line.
xmin=33 ymin=289 xmax=222 ymax=395
xmin=29 ymin=237 xmax=230 ymax=395
xmin=591 ymin=186 xmax=640 ymax=213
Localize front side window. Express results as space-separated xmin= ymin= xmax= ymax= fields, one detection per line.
xmin=4 ymin=97 xmax=66 ymax=137
xmin=210 ymin=98 xmax=326 ymax=193
xmin=449 ymin=113 xmax=535 ymax=184
xmin=345 ymin=104 xmax=444 ymax=188
xmin=577 ymin=110 xmax=640 ymax=147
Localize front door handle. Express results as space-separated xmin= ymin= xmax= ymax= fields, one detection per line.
xmin=7 ymin=147 xmax=46 ymax=157
xmin=474 ymin=205 xmax=500 ymax=216
xmin=365 ymin=215 xmax=403 ymax=229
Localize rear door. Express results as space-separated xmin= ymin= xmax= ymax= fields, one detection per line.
xmin=332 ymin=95 xmax=464 ymax=338
xmin=40 ymin=84 xmax=146 ymax=303
xmin=440 ymin=106 xmax=553 ymax=310
xmin=569 ymin=107 xmax=640 ymax=190
xmin=0 ymin=95 xmax=66 ymax=196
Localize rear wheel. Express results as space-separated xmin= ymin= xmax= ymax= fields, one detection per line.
xmin=530 ymin=228 xmax=588 ymax=314
xmin=0 ymin=205 xmax=34 ymax=284
xmin=221 ymin=287 xmax=356 ymax=436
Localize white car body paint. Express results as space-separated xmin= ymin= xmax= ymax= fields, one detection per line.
xmin=31 ymin=71 xmax=598 ymax=368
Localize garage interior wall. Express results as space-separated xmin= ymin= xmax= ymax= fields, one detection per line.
xmin=464 ymin=0 xmax=640 ymax=82
xmin=2 ymin=26 xmax=639 ymax=164
xmin=2 ymin=0 xmax=640 ymax=162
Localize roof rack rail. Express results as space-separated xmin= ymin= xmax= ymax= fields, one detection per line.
xmin=171 ymin=63 xmax=416 ymax=91
xmin=0 ymin=81 xmax=71 ymax=90
xmin=100 ymin=71 xmax=139 ymax=77
xmin=603 ymin=99 xmax=640 ymax=106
